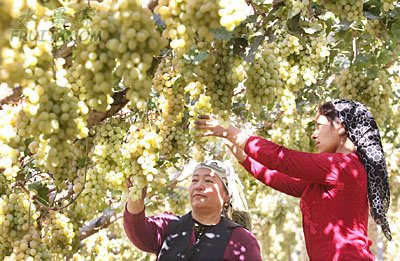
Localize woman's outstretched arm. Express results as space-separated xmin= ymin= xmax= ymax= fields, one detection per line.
xmin=224 ymin=140 xmax=308 ymax=197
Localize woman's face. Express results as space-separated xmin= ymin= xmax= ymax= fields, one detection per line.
xmin=311 ymin=113 xmax=344 ymax=153
xmin=189 ymin=168 xmax=229 ymax=213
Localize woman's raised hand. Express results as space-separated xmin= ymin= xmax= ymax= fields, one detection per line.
xmin=194 ymin=115 xmax=229 ymax=138
xmin=126 ymin=177 xmax=147 ymax=214
xmin=195 ymin=115 xmax=250 ymax=151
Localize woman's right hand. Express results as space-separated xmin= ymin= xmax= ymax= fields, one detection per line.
xmin=195 ymin=115 xmax=250 ymax=151
xmin=126 ymin=177 xmax=147 ymax=214
xmin=194 ymin=115 xmax=229 ymax=138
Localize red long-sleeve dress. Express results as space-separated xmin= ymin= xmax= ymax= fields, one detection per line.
xmin=241 ymin=135 xmax=374 ymax=261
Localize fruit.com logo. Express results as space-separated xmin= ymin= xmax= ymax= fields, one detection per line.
xmin=9 ymin=7 xmax=101 ymax=44
xmin=10 ymin=28 xmax=102 ymax=44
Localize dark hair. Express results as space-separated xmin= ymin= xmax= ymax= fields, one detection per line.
xmin=318 ymin=101 xmax=338 ymax=122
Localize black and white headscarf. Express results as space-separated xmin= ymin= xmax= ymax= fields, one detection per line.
xmin=332 ymin=99 xmax=391 ymax=240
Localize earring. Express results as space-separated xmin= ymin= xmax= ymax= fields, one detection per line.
xmin=223 ymin=202 xmax=229 ymax=209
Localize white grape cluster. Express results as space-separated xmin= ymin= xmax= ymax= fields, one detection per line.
xmin=268 ymin=32 xmax=304 ymax=91
xmin=244 ymin=43 xmax=282 ymax=116
xmin=204 ymin=46 xmax=240 ymax=116
xmin=218 ymin=0 xmax=248 ymax=32
xmin=124 ymin=122 xmax=164 ymax=201
xmin=155 ymin=0 xmax=192 ymax=56
xmin=0 ymin=191 xmax=45 ymax=260
xmin=335 ymin=68 xmax=393 ymax=128
xmin=286 ymin=0 xmax=310 ymax=18
xmin=300 ymin=34 xmax=330 ymax=87
xmin=68 ymin=8 xmax=118 ymax=112
xmin=41 ymin=212 xmax=76 ymax=258
xmin=110 ymin=0 xmax=168 ymax=110
xmin=79 ymin=118 xmax=133 ymax=215
xmin=0 ymin=43 xmax=26 ymax=88
xmin=0 ymin=0 xmax=40 ymax=47
xmin=156 ymin=0 xmax=247 ymax=56
xmin=268 ymin=29 xmax=330 ymax=90
xmin=187 ymin=93 xmax=214 ymax=161
xmin=69 ymin=1 xmax=167 ymax=112
xmin=17 ymin=81 xmax=89 ymax=188
xmin=153 ymin=57 xmax=189 ymax=158
xmin=3 ymin=230 xmax=52 ymax=261
xmin=0 ymin=105 xmax=23 ymax=186
xmin=269 ymin=89 xmax=312 ymax=151
xmin=12 ymin=27 xmax=90 ymax=186
xmin=316 ymin=0 xmax=364 ymax=22
xmin=364 ymin=19 xmax=384 ymax=38
xmin=382 ymin=0 xmax=396 ymax=12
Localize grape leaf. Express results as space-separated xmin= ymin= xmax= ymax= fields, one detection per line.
xmin=211 ymin=28 xmax=234 ymax=40
xmin=244 ymin=35 xmax=265 ymax=63
xmin=232 ymin=37 xmax=248 ymax=56
xmin=28 ymin=182 xmax=50 ymax=206
xmin=390 ymin=19 xmax=400 ymax=39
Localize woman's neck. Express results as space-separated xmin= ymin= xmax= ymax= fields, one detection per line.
xmin=336 ymin=137 xmax=356 ymax=154
xmin=191 ymin=210 xmax=221 ymax=225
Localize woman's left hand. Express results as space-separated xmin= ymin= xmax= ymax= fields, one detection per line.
xmin=194 ymin=115 xmax=228 ymax=138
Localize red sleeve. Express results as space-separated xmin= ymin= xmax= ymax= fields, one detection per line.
xmin=241 ymin=156 xmax=308 ymax=198
xmin=244 ymin=136 xmax=345 ymax=185
xmin=224 ymin=227 xmax=262 ymax=261
xmin=123 ymin=204 xmax=179 ymax=254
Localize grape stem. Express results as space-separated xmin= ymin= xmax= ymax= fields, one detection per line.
xmin=0 ymin=86 xmax=22 ymax=107
xmin=80 ymin=209 xmax=123 ymax=240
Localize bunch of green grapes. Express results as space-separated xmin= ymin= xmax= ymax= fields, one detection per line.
xmin=299 ymin=33 xmax=330 ymax=87
xmin=0 ymin=41 xmax=26 ymax=88
xmin=244 ymin=43 xmax=282 ymax=116
xmin=155 ymin=0 xmax=191 ymax=57
xmin=270 ymin=32 xmax=303 ymax=59
xmin=226 ymin=55 xmax=247 ymax=86
xmin=76 ymin=117 xmax=134 ymax=216
xmin=0 ymin=0 xmax=43 ymax=46
xmin=0 ymin=191 xmax=41 ymax=259
xmin=185 ymin=0 xmax=235 ymax=45
xmin=41 ymin=212 xmax=76 ymax=259
xmin=2 ymin=229 xmax=52 ymax=261
xmin=110 ymin=0 xmax=168 ymax=110
xmin=9 ymin=21 xmax=90 ymax=185
xmin=269 ymin=89 xmax=312 ymax=151
xmin=0 ymin=105 xmax=23 ymax=187
xmin=158 ymin=0 xmax=217 ymax=53
xmin=266 ymin=32 xmax=304 ymax=91
xmin=17 ymin=81 xmax=89 ymax=188
xmin=286 ymin=0 xmax=310 ymax=18
xmin=316 ymin=0 xmax=364 ymax=22
xmin=153 ymin=57 xmax=189 ymax=158
xmin=124 ymin=122 xmax=164 ymax=201
xmin=203 ymin=46 xmax=238 ymax=116
xmin=218 ymin=0 xmax=249 ymax=32
xmin=364 ymin=19 xmax=385 ymax=38
xmin=267 ymin=28 xmax=330 ymax=90
xmin=184 ymin=80 xmax=206 ymax=100
xmin=382 ymin=0 xmax=396 ymax=12
xmin=187 ymin=93 xmax=214 ymax=161
xmin=156 ymin=0 xmax=247 ymax=56
xmin=68 ymin=8 xmax=118 ymax=112
xmin=335 ymin=68 xmax=393 ymax=128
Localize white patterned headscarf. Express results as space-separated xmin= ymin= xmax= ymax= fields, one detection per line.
xmin=194 ymin=160 xmax=251 ymax=230
xmin=331 ymin=99 xmax=391 ymax=240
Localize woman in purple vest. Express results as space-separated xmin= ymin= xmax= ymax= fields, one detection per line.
xmin=123 ymin=160 xmax=262 ymax=261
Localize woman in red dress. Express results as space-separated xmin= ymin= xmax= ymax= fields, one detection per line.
xmin=196 ymin=99 xmax=391 ymax=261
